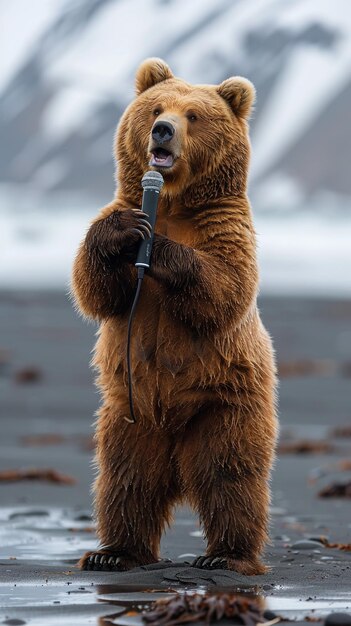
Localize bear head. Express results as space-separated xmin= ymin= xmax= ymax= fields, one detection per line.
xmin=115 ymin=58 xmax=255 ymax=206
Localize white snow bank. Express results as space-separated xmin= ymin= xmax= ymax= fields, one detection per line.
xmin=1 ymin=197 xmax=350 ymax=296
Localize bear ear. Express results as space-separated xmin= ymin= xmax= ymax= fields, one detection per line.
xmin=135 ymin=58 xmax=174 ymax=95
xmin=217 ymin=77 xmax=255 ymax=119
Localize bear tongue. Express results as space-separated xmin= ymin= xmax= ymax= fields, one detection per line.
xmin=150 ymin=150 xmax=174 ymax=168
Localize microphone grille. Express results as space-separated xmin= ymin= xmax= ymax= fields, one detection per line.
xmin=141 ymin=170 xmax=164 ymax=192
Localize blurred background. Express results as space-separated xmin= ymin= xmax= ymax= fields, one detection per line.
xmin=1 ymin=3 xmax=351 ymax=618
xmin=1 ymin=0 xmax=351 ymax=294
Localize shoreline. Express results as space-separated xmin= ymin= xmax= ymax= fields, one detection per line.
xmin=0 ymin=290 xmax=350 ymax=622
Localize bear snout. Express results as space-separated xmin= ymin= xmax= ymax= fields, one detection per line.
xmin=149 ymin=118 xmax=180 ymax=169
xmin=152 ymin=120 xmax=175 ymax=144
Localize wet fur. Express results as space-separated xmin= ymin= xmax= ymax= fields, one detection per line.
xmin=72 ymin=58 xmax=278 ymax=575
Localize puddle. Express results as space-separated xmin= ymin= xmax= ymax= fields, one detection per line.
xmin=96 ymin=588 xmax=351 ymax=625
xmin=1 ymin=581 xmax=351 ymax=624
xmin=97 ymin=591 xmax=176 ymax=604
xmin=0 ymin=507 xmax=96 ymax=561
xmin=96 ymin=586 xmax=351 ymax=620
xmin=0 ymin=507 xmax=93 ymax=530
xmin=267 ymin=594 xmax=351 ymax=615
xmin=0 ymin=530 xmax=96 ymax=561
xmin=0 ymin=585 xmax=95 ymax=607
xmin=97 ymin=588 xmax=266 ymax=626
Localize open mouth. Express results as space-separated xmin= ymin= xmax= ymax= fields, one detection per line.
xmin=150 ymin=147 xmax=175 ymax=168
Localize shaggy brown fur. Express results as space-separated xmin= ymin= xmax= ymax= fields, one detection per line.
xmin=72 ymin=58 xmax=278 ymax=575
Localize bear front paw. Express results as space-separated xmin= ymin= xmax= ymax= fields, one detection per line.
xmin=86 ymin=209 xmax=152 ymax=262
xmin=78 ymin=549 xmax=141 ymax=571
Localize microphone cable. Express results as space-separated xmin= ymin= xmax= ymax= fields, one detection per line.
xmin=125 ymin=266 xmax=145 ymax=424
xmin=124 ymin=170 xmax=164 ymax=425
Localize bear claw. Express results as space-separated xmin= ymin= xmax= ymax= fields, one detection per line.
xmin=79 ymin=550 xmax=139 ymax=571
xmin=192 ymin=555 xmax=227 ymax=570
xmin=192 ymin=555 xmax=267 ymax=575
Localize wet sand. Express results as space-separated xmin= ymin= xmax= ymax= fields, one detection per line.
xmin=0 ymin=291 xmax=351 ymax=624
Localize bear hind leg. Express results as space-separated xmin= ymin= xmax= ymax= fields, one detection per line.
xmin=79 ymin=414 xmax=180 ymax=571
xmin=177 ymin=405 xmax=276 ymax=576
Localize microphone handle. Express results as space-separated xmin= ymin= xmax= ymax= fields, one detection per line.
xmin=135 ymin=188 xmax=160 ymax=268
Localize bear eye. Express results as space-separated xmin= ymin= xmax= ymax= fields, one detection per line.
xmin=187 ymin=112 xmax=197 ymax=122
xmin=153 ymin=108 xmax=161 ymax=117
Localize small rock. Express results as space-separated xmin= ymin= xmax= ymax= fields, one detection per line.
xmin=273 ymin=535 xmax=290 ymax=541
xmin=2 ymin=620 xmax=26 ymax=625
xmin=178 ymin=553 xmax=196 ymax=559
xmin=9 ymin=510 xmax=49 ymax=519
xmin=309 ymin=536 xmax=329 ymax=544
xmin=291 ymin=540 xmax=325 ymax=550
xmin=263 ymin=610 xmax=278 ymax=620
xmin=14 ymin=366 xmax=42 ymax=384
xmin=325 ymin=613 xmax=351 ymax=626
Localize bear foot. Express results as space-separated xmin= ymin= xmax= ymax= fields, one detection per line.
xmin=192 ymin=555 xmax=228 ymax=570
xmin=192 ymin=555 xmax=267 ymax=575
xmin=78 ymin=549 xmax=142 ymax=571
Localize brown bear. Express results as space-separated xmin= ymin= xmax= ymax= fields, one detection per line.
xmin=72 ymin=58 xmax=278 ymax=576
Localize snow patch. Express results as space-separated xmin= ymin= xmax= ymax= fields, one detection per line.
xmin=256 ymin=212 xmax=351 ymax=296
xmin=1 ymin=189 xmax=350 ymax=296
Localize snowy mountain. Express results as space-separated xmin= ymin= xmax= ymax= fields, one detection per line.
xmin=1 ymin=0 xmax=351 ymax=210
xmin=1 ymin=0 xmax=351 ymax=294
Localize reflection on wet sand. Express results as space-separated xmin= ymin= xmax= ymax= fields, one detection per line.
xmin=96 ymin=589 xmax=268 ymax=626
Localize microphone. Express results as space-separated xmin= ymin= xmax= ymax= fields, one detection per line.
xmin=126 ymin=170 xmax=164 ymax=425
xmin=135 ymin=171 xmax=164 ymax=269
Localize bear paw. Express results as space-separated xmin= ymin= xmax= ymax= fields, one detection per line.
xmin=192 ymin=555 xmax=267 ymax=575
xmin=78 ymin=549 xmax=141 ymax=571
xmin=192 ymin=555 xmax=228 ymax=570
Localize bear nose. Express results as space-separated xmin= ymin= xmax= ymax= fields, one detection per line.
xmin=152 ymin=120 xmax=175 ymax=144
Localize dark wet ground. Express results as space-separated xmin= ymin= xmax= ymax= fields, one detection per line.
xmin=0 ymin=291 xmax=351 ymax=624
